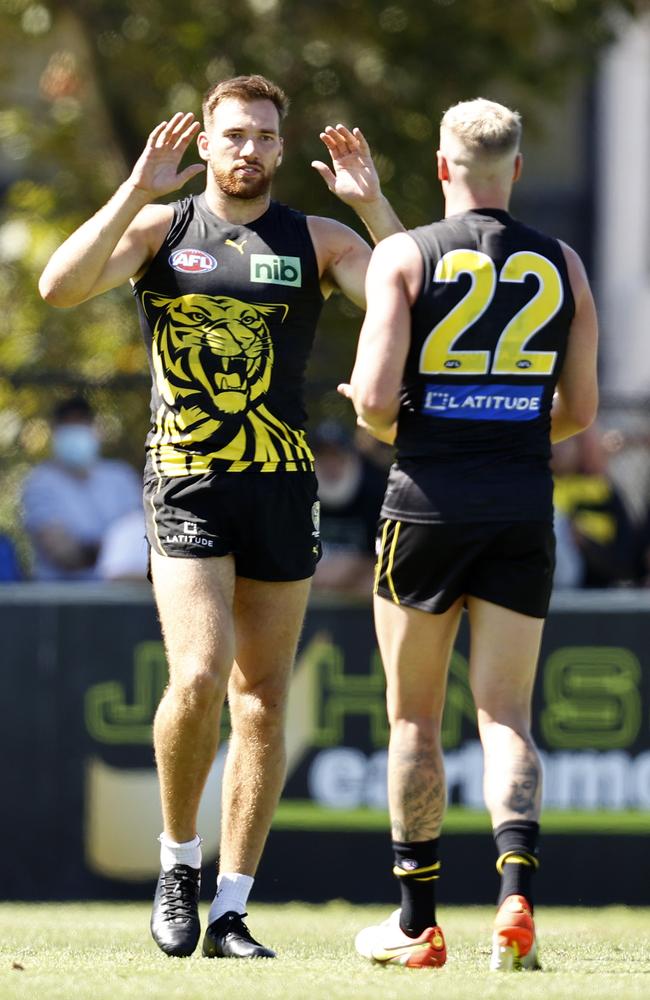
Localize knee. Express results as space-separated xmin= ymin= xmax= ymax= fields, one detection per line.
xmin=387 ymin=684 xmax=445 ymax=735
xmin=170 ymin=665 xmax=226 ymax=714
xmin=229 ymin=678 xmax=288 ymax=736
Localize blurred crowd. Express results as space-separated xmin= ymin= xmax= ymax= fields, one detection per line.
xmin=2 ymin=396 xmax=650 ymax=594
xmin=1 ymin=396 xmax=147 ymax=584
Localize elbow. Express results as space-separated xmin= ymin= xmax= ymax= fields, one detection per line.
xmin=569 ymin=398 xmax=598 ymax=434
xmin=349 ymin=369 xmax=400 ymax=428
xmin=356 ymin=396 xmax=397 ymax=430
xmin=38 ymin=271 xmax=77 ymax=308
xmin=38 ymin=273 xmax=61 ymax=306
xmin=555 ymin=381 xmax=599 ymax=436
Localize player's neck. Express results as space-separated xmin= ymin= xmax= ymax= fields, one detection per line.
xmin=443 ymin=186 xmax=511 ymax=217
xmin=202 ymin=182 xmax=272 ymax=225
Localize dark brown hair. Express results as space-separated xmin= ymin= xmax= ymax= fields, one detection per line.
xmin=202 ymin=74 xmax=289 ymax=128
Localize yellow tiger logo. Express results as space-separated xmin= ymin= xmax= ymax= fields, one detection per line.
xmin=143 ymin=291 xmax=287 ymax=417
xmin=141 ymin=292 xmax=310 ymax=474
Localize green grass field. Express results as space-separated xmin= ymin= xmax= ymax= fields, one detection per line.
xmin=272 ymin=802 xmax=650 ymax=834
xmin=1 ymin=902 xmax=649 ymax=1000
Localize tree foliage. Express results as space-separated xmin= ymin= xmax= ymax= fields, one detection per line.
xmin=0 ymin=0 xmax=646 ymax=544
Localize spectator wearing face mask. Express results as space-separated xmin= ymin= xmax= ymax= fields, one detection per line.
xmin=21 ymin=396 xmax=142 ymax=581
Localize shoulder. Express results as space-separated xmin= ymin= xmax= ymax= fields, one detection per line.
xmin=135 ymin=202 xmax=175 ymax=249
xmin=510 ymin=215 xmax=569 ymax=259
xmin=557 ymin=240 xmax=591 ymax=299
xmin=127 ymin=202 xmax=175 ymax=275
xmin=368 ymin=232 xmax=422 ymax=290
xmin=410 ymin=218 xmax=446 ymax=237
xmin=132 ymin=202 xmax=174 ymax=235
xmin=306 ymin=214 xmax=369 ymax=251
xmin=270 ymin=200 xmax=306 ymax=222
xmin=557 ymin=239 xmax=586 ymax=273
xmin=262 ymin=201 xmax=314 ymax=239
xmin=373 ymin=231 xmax=421 ymax=263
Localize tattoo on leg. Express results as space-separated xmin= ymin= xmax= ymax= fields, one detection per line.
xmin=390 ymin=743 xmax=446 ymax=842
xmin=503 ymin=755 xmax=541 ymax=817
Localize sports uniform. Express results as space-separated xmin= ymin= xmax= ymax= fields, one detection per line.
xmin=374 ymin=208 xmax=575 ymax=617
xmin=134 ymin=194 xmax=324 ymax=580
xmin=38 ymin=77 xmax=407 ymax=964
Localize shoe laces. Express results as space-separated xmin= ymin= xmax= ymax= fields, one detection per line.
xmin=220 ymin=911 xmax=257 ymax=942
xmin=226 ymin=912 xmax=248 ymax=931
xmin=160 ymin=866 xmax=199 ymax=921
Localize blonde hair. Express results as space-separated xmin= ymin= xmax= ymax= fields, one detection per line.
xmin=440 ymin=98 xmax=521 ymax=160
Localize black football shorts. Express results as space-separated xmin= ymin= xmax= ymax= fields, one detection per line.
xmin=374 ymin=519 xmax=556 ymax=619
xmin=143 ymin=471 xmax=321 ymax=581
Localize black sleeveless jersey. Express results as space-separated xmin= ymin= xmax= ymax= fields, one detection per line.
xmin=133 ymin=195 xmax=324 ymax=476
xmin=383 ymin=208 xmax=575 ymax=523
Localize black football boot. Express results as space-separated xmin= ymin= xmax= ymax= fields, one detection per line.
xmin=150 ymin=865 xmax=201 ymax=957
xmin=202 ymin=911 xmax=275 ymax=959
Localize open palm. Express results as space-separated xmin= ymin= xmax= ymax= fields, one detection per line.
xmin=129 ymin=112 xmax=205 ymax=198
xmin=312 ymin=124 xmax=381 ymax=206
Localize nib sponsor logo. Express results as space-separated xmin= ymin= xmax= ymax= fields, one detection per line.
xmin=169 ymin=248 xmax=218 ymax=273
xmin=250 ymin=254 xmax=302 ymax=287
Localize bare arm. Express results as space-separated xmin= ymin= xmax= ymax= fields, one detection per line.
xmin=338 ymin=233 xmax=421 ymax=442
xmin=312 ymin=124 xmax=403 ymax=244
xmin=309 ymin=124 xmax=403 ymax=307
xmin=39 ymin=113 xmax=205 ymax=307
xmin=307 ymin=215 xmax=372 ymax=308
xmin=551 ymin=243 xmax=599 ymax=443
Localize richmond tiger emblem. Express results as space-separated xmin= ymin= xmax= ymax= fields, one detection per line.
xmin=142 ymin=292 xmax=312 ymax=474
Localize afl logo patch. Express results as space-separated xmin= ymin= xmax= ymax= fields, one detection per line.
xmin=169 ymin=248 xmax=218 ymax=273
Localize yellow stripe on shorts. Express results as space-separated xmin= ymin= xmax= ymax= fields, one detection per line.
xmin=385 ymin=520 xmax=401 ymax=604
xmin=374 ymin=519 xmax=391 ymax=594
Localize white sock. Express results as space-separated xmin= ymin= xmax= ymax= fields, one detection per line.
xmin=159 ymin=833 xmax=202 ymax=872
xmin=207 ymin=873 xmax=254 ymax=924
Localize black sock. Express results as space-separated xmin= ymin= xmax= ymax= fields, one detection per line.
xmin=494 ymin=820 xmax=539 ymax=909
xmin=392 ymin=839 xmax=440 ymax=936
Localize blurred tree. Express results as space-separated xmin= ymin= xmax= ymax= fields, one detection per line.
xmin=0 ymin=0 xmax=646 ymax=555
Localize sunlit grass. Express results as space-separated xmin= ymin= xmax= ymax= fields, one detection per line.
xmin=1 ymin=902 xmax=649 ymax=1000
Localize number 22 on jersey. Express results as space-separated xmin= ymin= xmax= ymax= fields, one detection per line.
xmin=419 ymin=249 xmax=563 ymax=376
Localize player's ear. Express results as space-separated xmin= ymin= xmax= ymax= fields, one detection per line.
xmin=197 ymin=131 xmax=210 ymax=162
xmin=512 ymin=152 xmax=523 ymax=183
xmin=277 ymin=137 xmax=284 ymax=167
xmin=436 ymin=150 xmax=449 ymax=181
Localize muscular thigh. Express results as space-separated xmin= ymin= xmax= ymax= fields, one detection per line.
xmin=374 ymin=593 xmax=463 ymax=721
xmin=467 ymin=596 xmax=545 ymax=724
xmin=151 ymin=549 xmax=236 ymax=684
xmin=229 ymin=576 xmax=312 ymax=705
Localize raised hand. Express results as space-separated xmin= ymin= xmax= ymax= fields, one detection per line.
xmin=129 ymin=112 xmax=206 ymax=199
xmin=312 ymin=124 xmax=382 ymax=207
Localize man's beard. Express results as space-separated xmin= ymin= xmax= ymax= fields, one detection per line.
xmin=211 ymin=161 xmax=275 ymax=200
